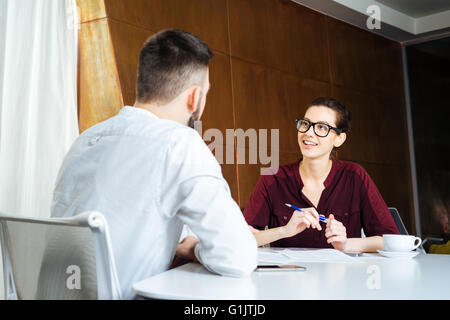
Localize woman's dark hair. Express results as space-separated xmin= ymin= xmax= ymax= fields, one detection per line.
xmin=136 ymin=29 xmax=213 ymax=105
xmin=307 ymin=97 xmax=351 ymax=133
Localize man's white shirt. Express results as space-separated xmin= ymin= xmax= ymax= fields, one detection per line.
xmin=51 ymin=106 xmax=257 ymax=299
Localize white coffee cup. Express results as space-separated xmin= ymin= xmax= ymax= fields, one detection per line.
xmin=383 ymin=234 xmax=422 ymax=252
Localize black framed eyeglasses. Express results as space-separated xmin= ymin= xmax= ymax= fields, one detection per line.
xmin=295 ymin=118 xmax=342 ymax=137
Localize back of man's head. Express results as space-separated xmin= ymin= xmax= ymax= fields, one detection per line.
xmin=136 ymin=29 xmax=213 ymax=106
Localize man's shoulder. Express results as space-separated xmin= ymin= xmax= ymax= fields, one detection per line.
xmin=164 ymin=125 xmax=221 ymax=176
xmin=167 ymin=125 xmax=208 ymax=152
xmin=79 ymin=115 xmax=116 ymax=136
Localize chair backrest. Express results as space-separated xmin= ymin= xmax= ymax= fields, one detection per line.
xmin=388 ymin=207 xmax=408 ymax=235
xmin=0 ymin=211 xmax=121 ymax=300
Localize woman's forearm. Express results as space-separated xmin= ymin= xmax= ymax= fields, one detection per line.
xmin=344 ymin=236 xmax=384 ymax=253
xmin=253 ymin=227 xmax=288 ymax=247
xmin=252 ymin=228 xmax=384 ymax=252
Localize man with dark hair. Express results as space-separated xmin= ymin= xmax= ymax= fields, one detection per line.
xmin=51 ymin=29 xmax=257 ymax=299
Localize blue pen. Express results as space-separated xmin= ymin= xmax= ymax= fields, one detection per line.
xmin=284 ymin=203 xmax=329 ymax=223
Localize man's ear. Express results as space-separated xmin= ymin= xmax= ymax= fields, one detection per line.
xmin=334 ymin=132 xmax=347 ymax=148
xmin=186 ymin=85 xmax=201 ymax=113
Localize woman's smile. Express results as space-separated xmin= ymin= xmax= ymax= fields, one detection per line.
xmin=302 ymin=139 xmax=318 ymax=148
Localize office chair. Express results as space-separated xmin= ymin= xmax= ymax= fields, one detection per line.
xmin=0 ymin=211 xmax=122 ymax=300
xmin=388 ymin=207 xmax=408 ymax=235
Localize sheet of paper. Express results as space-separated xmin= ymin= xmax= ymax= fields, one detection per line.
xmin=257 ymin=250 xmax=291 ymax=264
xmin=258 ymin=248 xmax=363 ymax=264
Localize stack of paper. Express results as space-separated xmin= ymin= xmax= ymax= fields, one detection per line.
xmin=258 ymin=248 xmax=362 ymax=264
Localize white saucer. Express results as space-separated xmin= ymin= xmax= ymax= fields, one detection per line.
xmin=377 ymin=250 xmax=420 ymax=259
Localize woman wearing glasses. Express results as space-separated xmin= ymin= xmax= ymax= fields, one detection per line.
xmin=243 ymin=97 xmax=399 ymax=252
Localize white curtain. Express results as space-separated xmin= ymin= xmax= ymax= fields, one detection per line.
xmin=0 ymin=0 xmax=79 ymax=298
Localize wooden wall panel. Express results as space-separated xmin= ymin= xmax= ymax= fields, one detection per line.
xmin=372 ymin=35 xmax=404 ymax=96
xmin=77 ymin=0 xmax=106 ymax=23
xmin=201 ymin=52 xmax=237 ymax=200
xmin=104 ymin=0 xmax=229 ymax=53
xmin=200 ymin=52 xmax=235 ymax=133
xmin=329 ymin=87 xmax=369 ymax=162
xmin=232 ymin=58 xmax=331 ymax=156
xmin=107 ymin=19 xmax=153 ymax=106
xmin=361 ymin=161 xmax=415 ymax=233
xmin=331 ymin=86 xmax=407 ymax=165
xmin=328 ymin=17 xmax=404 ymax=98
xmin=370 ymin=94 xmax=409 ymax=165
xmin=229 ymin=0 xmax=330 ymax=82
xmin=327 ymin=17 xmax=379 ymax=94
xmin=78 ymin=18 xmax=123 ymax=132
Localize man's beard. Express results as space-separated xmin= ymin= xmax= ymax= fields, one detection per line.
xmin=188 ymin=91 xmax=203 ymax=129
xmin=188 ymin=108 xmax=201 ymax=129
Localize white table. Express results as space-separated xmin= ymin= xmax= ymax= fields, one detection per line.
xmin=133 ymin=248 xmax=450 ymax=300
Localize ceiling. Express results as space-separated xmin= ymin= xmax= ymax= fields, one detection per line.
xmin=376 ymin=0 xmax=450 ymax=18
xmin=291 ymin=0 xmax=450 ymax=44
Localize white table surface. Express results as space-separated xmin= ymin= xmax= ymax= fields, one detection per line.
xmin=133 ymin=248 xmax=450 ymax=300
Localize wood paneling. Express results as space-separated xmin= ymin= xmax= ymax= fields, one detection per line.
xmin=331 ymin=86 xmax=407 ymax=165
xmin=327 ymin=17 xmax=378 ymax=94
xmin=108 ymin=19 xmax=153 ymax=106
xmin=232 ymin=58 xmax=331 ymax=155
xmin=77 ymin=0 xmax=107 ymax=23
xmin=200 ymin=52 xmax=235 ymax=133
xmin=77 ymin=0 xmax=414 ymax=226
xmin=372 ymin=35 xmax=404 ymax=96
xmin=104 ymin=0 xmax=229 ymax=53
xmin=361 ymin=161 xmax=415 ymax=234
xmin=229 ymin=0 xmax=330 ymax=82
xmin=78 ymin=18 xmax=123 ymax=132
xmin=329 ymin=87 xmax=371 ymax=162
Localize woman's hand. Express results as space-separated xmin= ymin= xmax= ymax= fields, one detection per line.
xmin=325 ymin=214 xmax=347 ymax=251
xmin=281 ymin=208 xmax=322 ymax=238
